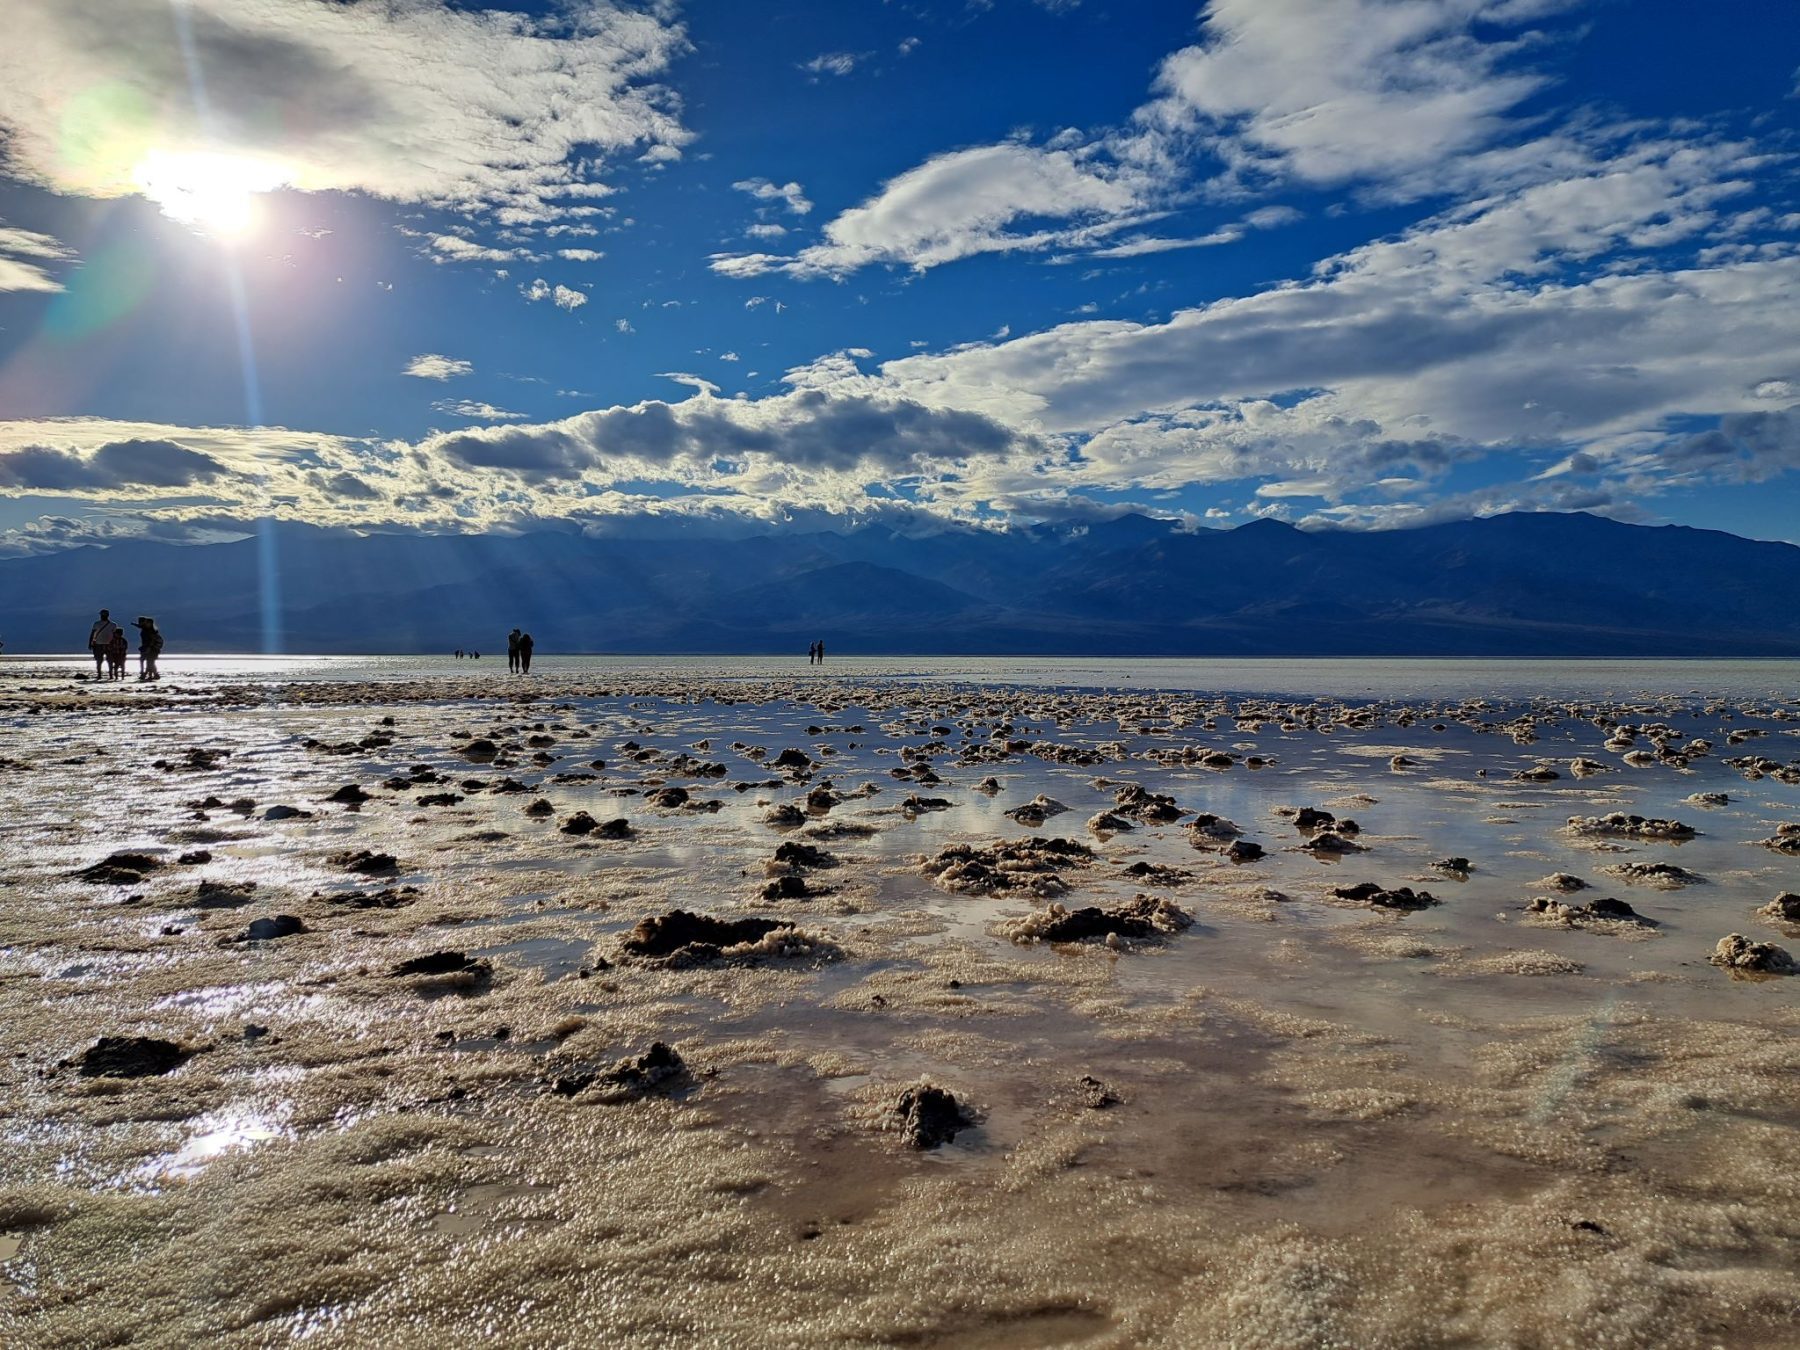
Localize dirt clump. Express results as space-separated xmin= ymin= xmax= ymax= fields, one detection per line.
xmin=617 ymin=909 xmax=828 ymax=968
xmin=331 ymin=849 xmax=399 ymax=875
xmin=1334 ymin=882 xmax=1439 ymax=910
xmin=1003 ymin=894 xmax=1192 ymax=946
xmin=74 ymin=852 xmax=162 ymax=886
xmin=1708 ymin=934 xmax=1795 ymax=975
xmin=74 ymin=1036 xmax=193 ymax=1079
xmin=893 ymin=1083 xmax=969 ymax=1150
xmin=1757 ymin=892 xmax=1800 ymax=926
xmin=550 ymin=1041 xmax=689 ymax=1101
xmin=921 ymin=836 xmax=1094 ymax=898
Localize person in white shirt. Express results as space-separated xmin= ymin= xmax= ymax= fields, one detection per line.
xmin=87 ymin=610 xmax=119 ymax=677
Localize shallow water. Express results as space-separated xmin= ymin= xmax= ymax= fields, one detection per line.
xmin=0 ymin=668 xmax=1796 ymax=1346
xmin=8 ymin=650 xmax=1800 ymax=701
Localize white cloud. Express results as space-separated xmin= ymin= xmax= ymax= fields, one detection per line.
xmin=801 ymin=52 xmax=865 ymax=79
xmin=0 ymin=0 xmax=690 ymax=227
xmin=556 ymin=248 xmax=606 ymax=262
xmin=523 ymin=279 xmax=588 ymax=310
xmin=1140 ymin=0 xmax=1570 ymax=197
xmin=403 ymin=354 xmax=473 ymax=381
xmin=429 ymin=235 xmax=537 ymax=264
xmin=712 ymin=143 xmax=1150 ymax=278
xmin=615 ymin=318 xmax=634 ymax=333
xmin=0 ymin=222 xmax=76 ymax=292
xmin=432 ymin=400 xmax=527 ymax=422
xmin=745 ymin=223 xmax=788 ymax=239
xmin=732 ymin=178 xmax=813 ymax=215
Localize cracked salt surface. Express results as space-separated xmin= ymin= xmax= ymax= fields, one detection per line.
xmin=0 ymin=659 xmax=1796 ymax=1346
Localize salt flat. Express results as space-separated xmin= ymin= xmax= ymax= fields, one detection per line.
xmin=1 ymin=664 xmax=1796 ymax=1348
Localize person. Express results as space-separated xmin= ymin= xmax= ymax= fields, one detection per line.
xmin=518 ymin=631 xmax=534 ymax=674
xmin=134 ymin=616 xmax=163 ymax=682
xmin=507 ymin=628 xmax=522 ymax=674
xmin=88 ymin=609 xmax=119 ymax=677
xmin=106 ymin=627 xmax=128 ymax=680
xmin=815 ymin=638 xmax=825 ymax=664
xmin=807 ymin=641 xmax=816 ymax=665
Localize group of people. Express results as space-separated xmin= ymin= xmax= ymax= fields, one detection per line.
xmin=87 ymin=609 xmax=163 ymax=681
xmin=452 ymin=649 xmax=482 ymax=659
xmin=807 ymin=639 xmax=827 ymax=664
xmin=507 ymin=628 xmax=536 ymax=674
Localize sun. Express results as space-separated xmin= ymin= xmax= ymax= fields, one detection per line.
xmin=133 ymin=149 xmax=284 ymax=240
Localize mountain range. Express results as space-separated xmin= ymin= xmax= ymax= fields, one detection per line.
xmin=3 ymin=511 xmax=1798 ymax=657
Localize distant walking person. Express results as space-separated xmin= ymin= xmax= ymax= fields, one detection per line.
xmin=815 ymin=639 xmax=825 ymax=664
xmin=507 ymin=628 xmax=522 ymax=674
xmin=134 ymin=617 xmax=163 ymax=682
xmin=88 ymin=609 xmax=120 ymax=677
xmin=106 ymin=627 xmax=128 ymax=680
xmin=518 ymin=631 xmax=534 ymax=674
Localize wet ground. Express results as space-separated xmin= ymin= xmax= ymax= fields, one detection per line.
xmin=1 ymin=666 xmax=1797 ymax=1347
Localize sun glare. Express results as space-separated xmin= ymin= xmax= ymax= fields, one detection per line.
xmin=133 ymin=149 xmax=283 ymax=240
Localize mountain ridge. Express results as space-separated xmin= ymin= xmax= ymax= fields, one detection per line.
xmin=2 ymin=511 xmax=1797 ymax=657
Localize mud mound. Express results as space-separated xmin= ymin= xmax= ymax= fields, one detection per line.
xmin=921 ymin=837 xmax=1095 ymax=898
xmin=1566 ymin=813 xmax=1696 ymax=841
xmin=73 ymin=852 xmax=162 ymax=886
xmin=1003 ymin=894 xmax=1192 ymax=946
xmin=74 ymin=1036 xmax=193 ymax=1079
xmin=1334 ymin=883 xmax=1438 ymax=910
xmin=550 ymin=1041 xmax=689 ymax=1101
xmin=1708 ymin=934 xmax=1794 ymax=975
xmin=618 ymin=909 xmax=832 ymax=968
xmin=893 ymin=1083 xmax=969 ymax=1150
xmin=1757 ymin=892 xmax=1800 ymax=926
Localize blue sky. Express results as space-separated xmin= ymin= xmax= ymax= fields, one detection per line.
xmin=0 ymin=0 xmax=1797 ymax=553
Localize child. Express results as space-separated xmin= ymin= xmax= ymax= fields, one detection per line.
xmin=107 ymin=627 xmax=128 ymax=680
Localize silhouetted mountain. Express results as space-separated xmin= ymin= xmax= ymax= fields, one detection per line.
xmin=3 ymin=512 xmax=1798 ymax=656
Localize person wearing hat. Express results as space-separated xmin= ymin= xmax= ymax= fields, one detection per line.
xmin=133 ymin=617 xmax=164 ymax=682
xmin=87 ymin=609 xmax=120 ymax=677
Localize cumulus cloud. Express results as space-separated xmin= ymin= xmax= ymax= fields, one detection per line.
xmin=1140 ymin=0 xmax=1569 ymax=197
xmin=0 ymin=222 xmax=77 ymax=292
xmin=403 ymin=354 xmax=473 ymax=381
xmin=0 ymin=0 xmax=690 ymax=227
xmin=0 ymin=439 xmax=228 ymax=492
xmin=732 ymin=178 xmax=813 ymax=215
xmin=425 ymin=388 xmax=1037 ymax=490
xmin=523 ymin=279 xmax=587 ymax=310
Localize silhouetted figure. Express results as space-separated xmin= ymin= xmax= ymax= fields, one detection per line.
xmin=134 ymin=617 xmax=163 ymax=682
xmin=507 ymin=628 xmax=522 ymax=674
xmin=518 ymin=631 xmax=534 ymax=674
xmin=815 ymin=639 xmax=825 ymax=664
xmin=88 ymin=609 xmax=119 ymax=677
xmin=106 ymin=628 xmax=128 ymax=680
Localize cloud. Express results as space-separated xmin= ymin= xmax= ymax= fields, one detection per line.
xmin=0 ymin=221 xmax=76 ymax=292
xmin=425 ymin=388 xmax=1038 ymax=491
xmin=523 ymin=279 xmax=587 ymax=310
xmin=403 ymin=354 xmax=473 ymax=381
xmin=432 ymin=400 xmax=527 ymax=422
xmin=0 ymin=439 xmax=229 ymax=492
xmin=1140 ymin=0 xmax=1571 ymax=197
xmin=732 ymin=178 xmax=813 ymax=215
xmin=0 ymin=0 xmax=690 ymax=227
xmin=556 ymin=248 xmax=605 ymax=262
xmin=428 ymin=235 xmax=536 ymax=264
xmin=800 ymin=53 xmax=866 ymax=79
xmin=712 ymin=143 xmax=1151 ymax=278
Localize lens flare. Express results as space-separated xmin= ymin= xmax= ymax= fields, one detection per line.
xmin=133 ymin=149 xmax=284 ymax=239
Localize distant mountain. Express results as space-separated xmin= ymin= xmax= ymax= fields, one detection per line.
xmin=3 ymin=512 xmax=1799 ymax=656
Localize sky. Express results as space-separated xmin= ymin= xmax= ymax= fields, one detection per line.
xmin=0 ymin=0 xmax=1797 ymax=556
